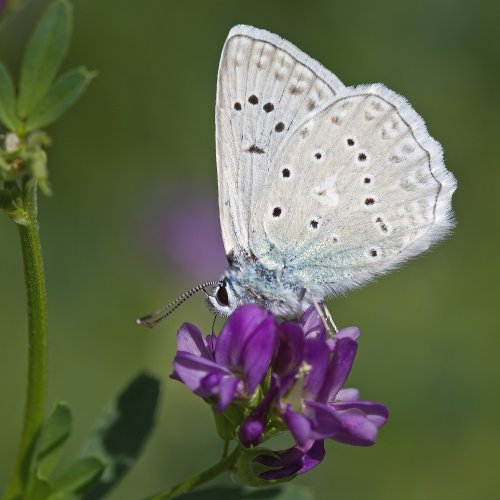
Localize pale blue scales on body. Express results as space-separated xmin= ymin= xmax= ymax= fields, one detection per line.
xmin=207 ymin=25 xmax=456 ymax=318
xmin=137 ymin=24 xmax=457 ymax=327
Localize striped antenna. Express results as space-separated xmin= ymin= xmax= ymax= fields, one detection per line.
xmin=136 ymin=280 xmax=219 ymax=328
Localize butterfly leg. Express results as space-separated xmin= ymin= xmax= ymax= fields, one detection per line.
xmin=311 ymin=299 xmax=336 ymax=337
xmin=322 ymin=303 xmax=339 ymax=334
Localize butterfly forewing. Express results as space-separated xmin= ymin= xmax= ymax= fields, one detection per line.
xmin=216 ymin=25 xmax=345 ymax=260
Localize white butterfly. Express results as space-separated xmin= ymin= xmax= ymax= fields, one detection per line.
xmin=138 ymin=25 xmax=456 ymax=327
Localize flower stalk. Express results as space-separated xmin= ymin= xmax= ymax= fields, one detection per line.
xmin=147 ymin=445 xmax=242 ymax=500
xmin=4 ymin=179 xmax=48 ymax=499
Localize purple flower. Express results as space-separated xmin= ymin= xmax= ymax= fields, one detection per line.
xmin=299 ymin=306 xmax=327 ymax=340
xmin=236 ymin=321 xmax=304 ymax=448
xmin=172 ymin=304 xmax=277 ymax=412
xmin=136 ymin=182 xmax=227 ymax=283
xmin=276 ymin=307 xmax=388 ymax=447
xmin=254 ymin=440 xmax=325 ymax=480
xmin=238 ymin=375 xmax=279 ymax=447
xmin=172 ymin=303 xmax=388 ymax=482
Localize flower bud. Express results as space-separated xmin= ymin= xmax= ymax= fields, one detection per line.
xmin=235 ymin=447 xmax=294 ymax=487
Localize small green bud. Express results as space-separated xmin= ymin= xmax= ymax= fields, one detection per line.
xmin=30 ymin=147 xmax=52 ymax=196
xmin=0 ymin=182 xmax=27 ymax=225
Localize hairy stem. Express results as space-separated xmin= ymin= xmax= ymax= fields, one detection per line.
xmin=147 ymin=445 xmax=242 ymax=500
xmin=4 ymin=180 xmax=48 ymax=499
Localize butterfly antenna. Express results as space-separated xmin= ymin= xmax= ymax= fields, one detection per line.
xmin=136 ymin=280 xmax=218 ymax=328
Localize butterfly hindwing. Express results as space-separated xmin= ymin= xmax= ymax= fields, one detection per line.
xmin=251 ymin=85 xmax=456 ymax=294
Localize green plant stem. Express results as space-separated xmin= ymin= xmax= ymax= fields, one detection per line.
xmin=147 ymin=445 xmax=242 ymax=500
xmin=4 ymin=180 xmax=48 ymax=500
xmin=221 ymin=440 xmax=229 ymax=459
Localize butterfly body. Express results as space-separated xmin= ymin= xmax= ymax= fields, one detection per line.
xmin=207 ymin=252 xmax=323 ymax=316
xmin=207 ymin=25 xmax=456 ymax=317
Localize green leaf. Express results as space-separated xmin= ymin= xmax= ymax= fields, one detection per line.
xmin=175 ymin=485 xmax=315 ymax=499
xmin=0 ymin=61 xmax=21 ymax=131
xmin=29 ymin=477 xmax=53 ymax=500
xmin=79 ymin=372 xmax=161 ymax=499
xmin=49 ymin=457 xmax=104 ymax=499
xmin=25 ymin=67 xmax=96 ymax=132
xmin=17 ymin=0 xmax=72 ymax=118
xmin=213 ymin=409 xmax=237 ymax=442
xmin=0 ymin=154 xmax=10 ymax=174
xmin=36 ymin=401 xmax=72 ymax=480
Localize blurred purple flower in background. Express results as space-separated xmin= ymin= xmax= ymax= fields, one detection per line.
xmin=171 ymin=303 xmax=389 ymax=481
xmin=0 ymin=0 xmax=6 ymax=14
xmin=136 ymin=181 xmax=227 ymax=282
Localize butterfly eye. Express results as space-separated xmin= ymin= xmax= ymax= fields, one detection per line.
xmin=215 ymin=282 xmax=230 ymax=307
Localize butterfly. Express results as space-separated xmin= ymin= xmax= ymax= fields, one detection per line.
xmin=138 ymin=25 xmax=456 ymax=327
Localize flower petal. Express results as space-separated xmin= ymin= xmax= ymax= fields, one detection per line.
xmin=318 ymin=337 xmax=358 ymax=403
xmin=215 ymin=376 xmax=240 ymax=412
xmin=297 ymin=439 xmax=325 ymax=475
xmin=300 ymin=305 xmax=326 ymax=340
xmin=273 ymin=321 xmax=305 ymax=377
xmin=200 ymin=372 xmax=222 ymax=392
xmin=176 ymin=323 xmax=211 ymax=358
xmin=304 ymin=400 xmax=342 ymax=440
xmin=330 ymin=411 xmax=380 ymax=446
xmin=206 ymin=333 xmax=217 ymax=357
xmin=333 ymin=401 xmax=389 ymax=428
xmin=239 ymin=375 xmax=279 ymax=447
xmin=299 ymin=305 xmax=320 ymax=330
xmin=303 ymin=339 xmax=331 ymax=401
xmin=173 ymin=352 xmax=229 ymax=397
xmin=337 ymin=326 xmax=361 ymax=341
xmin=335 ymin=388 xmax=360 ymax=402
xmin=243 ymin=315 xmax=277 ymax=392
xmin=239 ymin=420 xmax=264 ymax=448
xmin=283 ymin=406 xmax=313 ymax=446
xmin=215 ymin=304 xmax=270 ymax=368
xmin=256 ymin=440 xmax=325 ymax=480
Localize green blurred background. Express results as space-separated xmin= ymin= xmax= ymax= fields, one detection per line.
xmin=1 ymin=0 xmax=499 ymax=498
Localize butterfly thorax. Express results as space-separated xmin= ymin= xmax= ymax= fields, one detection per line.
xmin=207 ymin=253 xmax=321 ymax=317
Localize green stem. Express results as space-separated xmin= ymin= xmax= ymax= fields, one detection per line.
xmin=147 ymin=445 xmax=242 ymax=500
xmin=4 ymin=180 xmax=48 ymax=500
xmin=221 ymin=440 xmax=229 ymax=459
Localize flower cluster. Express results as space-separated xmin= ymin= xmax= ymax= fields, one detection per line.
xmin=172 ymin=304 xmax=388 ymax=481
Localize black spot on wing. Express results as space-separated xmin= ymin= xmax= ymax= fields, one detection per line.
xmin=275 ymin=122 xmax=285 ymax=132
xmin=263 ymin=102 xmax=275 ymax=113
xmin=247 ymin=144 xmax=265 ymax=154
